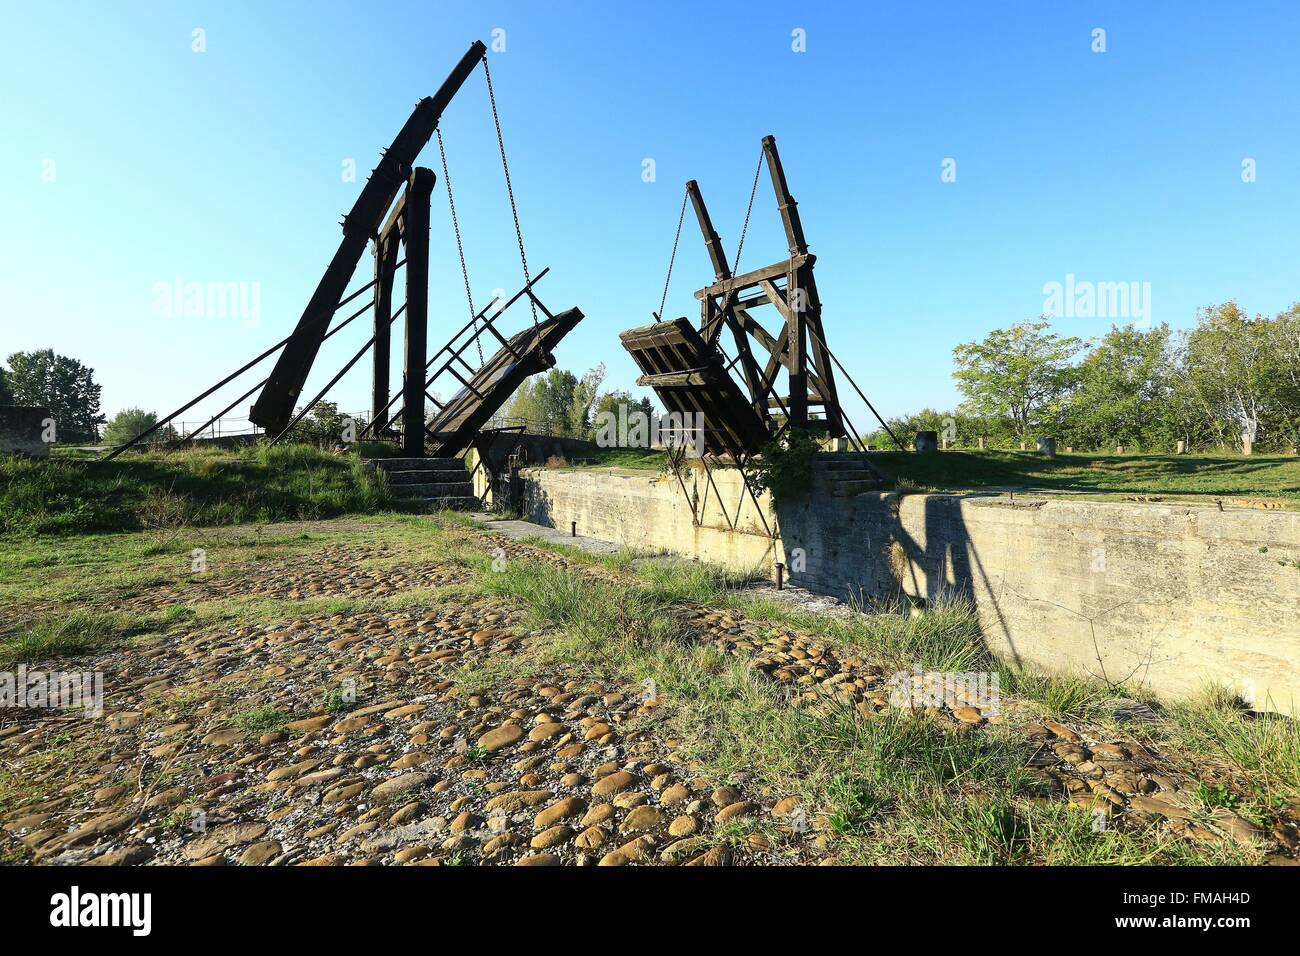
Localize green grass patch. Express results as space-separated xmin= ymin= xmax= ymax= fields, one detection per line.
xmin=457 ymin=549 xmax=1258 ymax=864
xmin=233 ymin=705 xmax=290 ymax=737
xmin=0 ymin=609 xmax=161 ymax=667
xmin=1168 ymin=686 xmax=1300 ymax=805
xmin=558 ymin=447 xmax=669 ymax=472
xmin=865 ymin=450 xmax=1300 ymax=502
xmin=0 ymin=443 xmax=405 ymax=536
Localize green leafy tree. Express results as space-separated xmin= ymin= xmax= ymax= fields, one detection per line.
xmin=1269 ymin=303 xmax=1300 ymax=449
xmin=283 ymin=400 xmax=354 ymax=447
xmin=506 ymin=367 xmax=609 ymax=435
xmin=538 ymin=369 xmax=578 ymax=432
xmin=568 ymin=363 xmax=606 ymax=440
xmin=1061 ymin=324 xmax=1174 ymax=451
xmin=1175 ymin=302 xmax=1283 ymax=452
xmin=0 ymin=366 xmax=13 ymax=405
xmin=952 ymin=320 xmax=1084 ymax=442
xmin=103 ymin=407 xmax=177 ymax=447
xmin=4 ymin=349 xmax=106 ymax=442
xmin=593 ymin=389 xmax=654 ymax=423
xmin=505 ymin=377 xmax=545 ymax=425
xmin=591 ymin=389 xmax=656 ymax=446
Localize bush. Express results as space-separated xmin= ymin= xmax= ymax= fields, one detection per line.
xmin=752 ymin=428 xmax=822 ymax=497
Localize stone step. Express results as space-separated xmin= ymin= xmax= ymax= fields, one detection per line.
xmin=366 ymin=457 xmax=465 ymax=472
xmin=813 ymin=458 xmax=880 ymax=471
xmin=829 ymin=479 xmax=886 ymax=496
xmin=409 ymin=495 xmax=481 ymax=510
xmin=385 ymin=468 xmax=472 ymax=484
xmin=390 ymin=481 xmax=474 ymax=498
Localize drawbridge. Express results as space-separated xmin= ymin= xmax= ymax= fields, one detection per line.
xmin=621 ymin=135 xmax=900 ymax=535
xmin=108 ymin=40 xmax=583 ymax=469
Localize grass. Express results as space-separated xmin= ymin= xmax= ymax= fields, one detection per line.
xmin=865 ymin=449 xmax=1300 ymax=502
xmin=1168 ymin=686 xmax=1300 ymax=809
xmin=557 ymin=447 xmax=669 ymax=472
xmin=0 ymin=443 xmax=403 ymax=536
xmin=460 ymin=547 xmax=1263 ymax=864
xmin=0 ymin=609 xmax=163 ymax=668
xmin=234 ymin=705 xmax=290 ymax=737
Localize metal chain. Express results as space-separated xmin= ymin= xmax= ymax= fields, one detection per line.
xmin=704 ymin=146 xmax=765 ymax=355
xmin=482 ymin=55 xmax=538 ymax=327
xmin=436 ymin=127 xmax=484 ymax=366
xmin=730 ymin=146 xmax=764 ymax=279
xmin=655 ymin=185 xmax=689 ymax=323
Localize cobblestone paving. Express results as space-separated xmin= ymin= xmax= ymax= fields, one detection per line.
xmin=1 ymin=524 xmax=1293 ymax=865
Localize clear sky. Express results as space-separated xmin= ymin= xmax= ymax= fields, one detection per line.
xmin=3 ymin=1 xmax=1297 ymax=433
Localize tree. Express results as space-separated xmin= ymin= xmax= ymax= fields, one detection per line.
xmin=505 ymin=377 xmax=545 ymax=426
xmin=103 ymin=408 xmax=176 ymax=447
xmin=1269 ymin=303 xmax=1300 ymax=449
xmin=951 ymin=320 xmax=1084 ymax=441
xmin=505 ymin=367 xmax=601 ymax=435
xmin=284 ymin=400 xmax=354 ymax=446
xmin=1061 ymin=324 xmax=1174 ymax=450
xmin=593 ymin=389 xmax=654 ymax=424
xmin=538 ymin=369 xmax=578 ymax=432
xmin=569 ymin=363 xmax=606 ymax=440
xmin=1176 ymin=302 xmax=1283 ymax=452
xmin=4 ymin=349 xmax=106 ymax=442
xmin=0 ymin=366 xmax=12 ymax=406
xmin=591 ymin=389 xmax=656 ymax=446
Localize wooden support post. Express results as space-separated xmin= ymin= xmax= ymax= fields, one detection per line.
xmin=687 ymin=180 xmax=730 ymax=284
xmin=761 ymin=135 xmax=808 ymax=257
xmin=786 ymin=266 xmax=808 ymax=429
xmin=402 ymin=168 xmax=436 ymax=457
xmin=372 ymin=234 xmax=399 ymax=433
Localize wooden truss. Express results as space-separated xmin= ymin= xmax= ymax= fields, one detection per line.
xmin=687 ymin=135 xmax=846 ymax=440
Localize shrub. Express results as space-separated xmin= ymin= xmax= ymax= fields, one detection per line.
xmin=752 ymin=428 xmax=822 ymax=497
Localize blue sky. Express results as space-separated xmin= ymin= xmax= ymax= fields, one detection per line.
xmin=2 ymin=1 xmax=1298 ymax=433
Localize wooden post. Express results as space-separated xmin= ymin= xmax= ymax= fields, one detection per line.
xmin=787 ymin=266 xmax=808 ymax=429
xmin=402 ymin=168 xmax=437 ymax=457
xmin=371 ymin=234 xmax=399 ymax=434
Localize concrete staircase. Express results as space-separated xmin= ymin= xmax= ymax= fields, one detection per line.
xmin=366 ymin=457 xmax=480 ymax=510
xmin=813 ymin=453 xmax=890 ymax=496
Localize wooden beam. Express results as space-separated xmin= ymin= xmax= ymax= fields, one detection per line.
xmin=636 ymin=369 xmax=718 ymax=388
xmin=693 ymin=253 xmax=812 ymax=300
xmin=402 ymin=168 xmax=436 ymax=456
xmin=686 ymin=180 xmax=731 ymax=284
xmin=762 ymin=134 xmax=809 ymax=257
xmin=371 ymin=234 xmax=399 ymax=432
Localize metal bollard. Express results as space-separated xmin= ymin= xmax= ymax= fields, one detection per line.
xmin=774 ymin=562 xmax=785 ymax=590
xmin=570 ymin=521 xmax=576 ymax=537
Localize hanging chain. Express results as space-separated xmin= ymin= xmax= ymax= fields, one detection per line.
xmin=436 ymin=127 xmax=484 ymax=366
xmin=707 ymin=146 xmax=765 ymax=357
xmin=730 ymin=145 xmax=764 ymax=279
xmin=655 ymin=185 xmax=689 ymax=323
xmin=482 ymin=55 xmax=538 ymax=327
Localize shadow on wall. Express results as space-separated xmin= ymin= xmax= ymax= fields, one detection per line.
xmin=773 ymin=487 xmax=1024 ymax=669
xmin=525 ymin=481 xmax=559 ymax=530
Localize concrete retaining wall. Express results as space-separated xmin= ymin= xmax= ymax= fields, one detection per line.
xmin=521 ymin=466 xmax=1300 ymax=715
xmin=0 ymin=406 xmax=52 ymax=458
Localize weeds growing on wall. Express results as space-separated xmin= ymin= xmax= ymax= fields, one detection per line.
xmin=752 ymin=428 xmax=822 ymax=498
